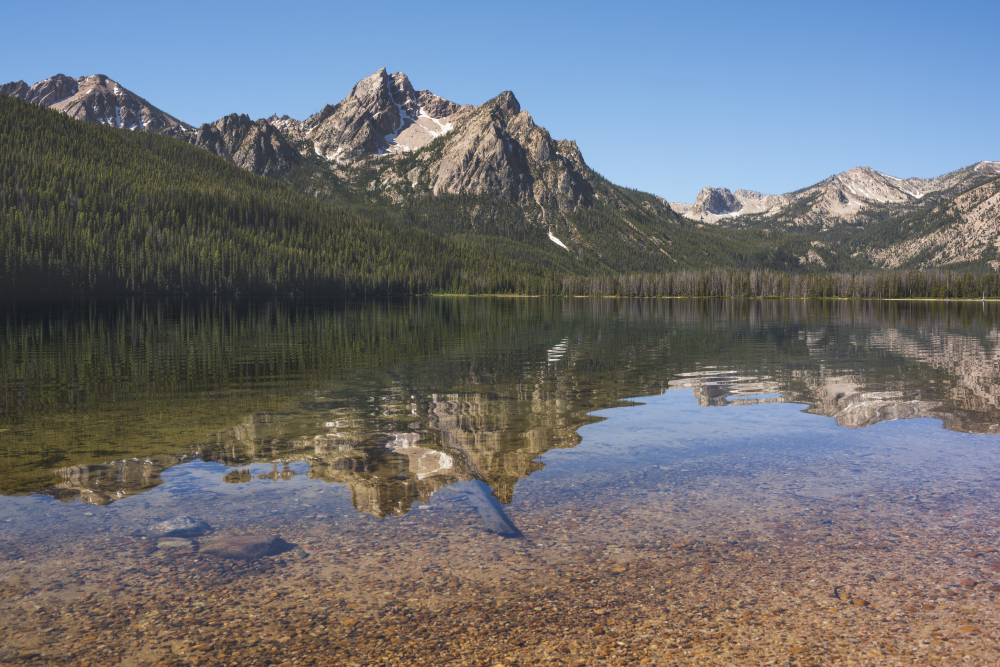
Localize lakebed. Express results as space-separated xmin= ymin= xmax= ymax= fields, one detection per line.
xmin=2 ymin=297 xmax=1000 ymax=666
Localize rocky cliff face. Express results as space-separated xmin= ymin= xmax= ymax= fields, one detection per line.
xmin=672 ymin=186 xmax=791 ymax=222
xmin=285 ymin=68 xmax=473 ymax=161
xmin=391 ymin=89 xmax=594 ymax=212
xmin=192 ymin=113 xmax=298 ymax=176
xmin=281 ymin=68 xmax=595 ymax=214
xmin=693 ymin=187 xmax=743 ymax=215
xmin=1 ymin=73 xmax=188 ymax=131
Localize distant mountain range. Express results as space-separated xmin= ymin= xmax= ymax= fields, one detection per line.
xmin=2 ymin=69 xmax=602 ymax=220
xmin=671 ymin=162 xmax=1000 ymax=269
xmin=3 ymin=69 xmax=1000 ymax=274
xmin=672 ymin=162 xmax=1000 ymax=225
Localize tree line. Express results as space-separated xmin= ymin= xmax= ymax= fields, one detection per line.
xmin=555 ymin=269 xmax=1000 ymax=299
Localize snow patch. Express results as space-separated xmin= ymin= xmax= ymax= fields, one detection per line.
xmin=548 ymin=232 xmax=568 ymax=251
xmin=417 ymin=107 xmax=453 ymax=137
xmin=382 ymin=79 xmax=414 ymax=152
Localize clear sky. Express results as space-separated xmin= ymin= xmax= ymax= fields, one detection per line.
xmin=3 ymin=0 xmax=997 ymax=202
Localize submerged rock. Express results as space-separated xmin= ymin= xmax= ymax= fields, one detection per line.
xmin=151 ymin=515 xmax=211 ymax=538
xmin=200 ymin=535 xmax=291 ymax=560
xmin=157 ymin=537 xmax=194 ymax=549
xmin=434 ymin=481 xmax=521 ymax=538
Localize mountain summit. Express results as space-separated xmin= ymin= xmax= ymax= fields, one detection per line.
xmin=268 ymin=68 xmax=596 ymax=215
xmin=281 ymin=68 xmax=472 ymax=160
xmin=1 ymin=73 xmax=187 ymax=131
xmin=672 ymin=162 xmax=1000 ymax=225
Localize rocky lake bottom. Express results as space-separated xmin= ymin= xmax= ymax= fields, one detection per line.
xmin=3 ymin=298 xmax=1000 ymax=665
xmin=3 ymin=393 xmax=1000 ymax=666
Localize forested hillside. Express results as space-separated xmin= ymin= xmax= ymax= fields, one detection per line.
xmin=0 ymin=95 xmax=581 ymax=295
xmin=3 ymin=94 xmax=998 ymax=298
xmin=0 ymin=95 xmax=838 ymax=296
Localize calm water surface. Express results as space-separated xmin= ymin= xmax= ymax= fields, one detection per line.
xmin=2 ymin=298 xmax=1000 ymax=666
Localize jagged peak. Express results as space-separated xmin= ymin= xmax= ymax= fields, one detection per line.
xmin=348 ymin=68 xmax=391 ymax=100
xmin=390 ymin=72 xmax=414 ymax=95
xmin=483 ymin=91 xmax=520 ymax=118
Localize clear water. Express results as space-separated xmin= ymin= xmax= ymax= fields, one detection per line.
xmin=2 ymin=298 xmax=999 ymax=666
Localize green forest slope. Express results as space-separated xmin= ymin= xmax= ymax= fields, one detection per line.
xmin=6 ymin=95 xmax=992 ymax=296
xmin=0 ymin=95 xmax=583 ymax=295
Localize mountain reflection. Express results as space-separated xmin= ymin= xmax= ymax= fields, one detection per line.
xmin=4 ymin=297 xmax=1000 ymax=509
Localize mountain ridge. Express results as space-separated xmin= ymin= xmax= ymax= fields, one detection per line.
xmin=672 ymin=162 xmax=1000 ymax=225
xmin=5 ymin=69 xmax=1000 ymax=274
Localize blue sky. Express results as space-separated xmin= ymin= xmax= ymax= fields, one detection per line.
xmin=3 ymin=0 xmax=997 ymax=202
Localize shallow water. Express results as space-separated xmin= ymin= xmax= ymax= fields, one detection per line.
xmin=2 ymin=298 xmax=1000 ymax=666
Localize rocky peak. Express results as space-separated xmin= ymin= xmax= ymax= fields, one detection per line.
xmin=191 ymin=113 xmax=297 ymax=176
xmin=403 ymin=88 xmax=593 ymax=212
xmin=300 ymin=68 xmax=472 ymax=161
xmin=24 ymin=74 xmax=79 ymax=105
xmin=483 ymin=91 xmax=521 ymax=120
xmin=1 ymin=73 xmax=187 ymax=132
xmin=0 ymin=80 xmax=29 ymax=99
xmin=693 ymin=187 xmax=743 ymax=215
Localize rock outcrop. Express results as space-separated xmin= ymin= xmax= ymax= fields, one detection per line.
xmin=672 ymin=187 xmax=791 ymax=222
xmin=192 ymin=113 xmax=298 ymax=176
xmin=290 ymin=68 xmax=473 ymax=161
xmin=1 ymin=73 xmax=188 ymax=131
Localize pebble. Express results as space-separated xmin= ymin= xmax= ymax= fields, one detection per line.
xmin=4 ymin=446 xmax=1000 ymax=666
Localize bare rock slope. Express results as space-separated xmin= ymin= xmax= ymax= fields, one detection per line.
xmin=285 ymin=68 xmax=473 ymax=161
xmin=280 ymin=68 xmax=597 ymax=215
xmin=2 ymin=73 xmax=188 ymax=131
xmin=192 ymin=114 xmax=298 ymax=176
xmin=674 ymin=162 xmax=1000 ymax=225
xmin=869 ymin=174 xmax=1000 ymax=269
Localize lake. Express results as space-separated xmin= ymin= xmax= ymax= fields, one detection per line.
xmin=1 ymin=297 xmax=999 ymax=665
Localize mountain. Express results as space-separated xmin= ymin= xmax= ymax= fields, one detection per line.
xmin=867 ymin=174 xmax=1000 ymax=268
xmin=670 ymin=162 xmax=1000 ymax=270
xmin=1 ymin=73 xmax=188 ymax=131
xmin=673 ymin=162 xmax=1000 ymax=226
xmin=6 ymin=67 xmax=1000 ymax=277
xmin=189 ymin=113 xmax=299 ymax=177
xmin=274 ymin=68 xmax=606 ymax=218
xmin=281 ymin=68 xmax=473 ymax=161
xmin=671 ymin=187 xmax=790 ymax=221
xmin=0 ymin=93 xmax=587 ymax=297
xmin=0 ymin=73 xmax=299 ymax=177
